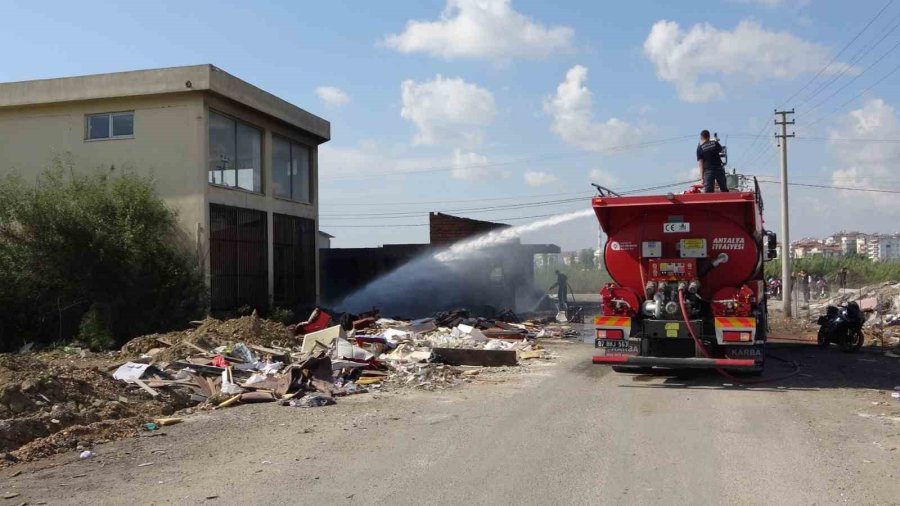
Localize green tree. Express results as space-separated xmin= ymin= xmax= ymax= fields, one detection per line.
xmin=0 ymin=163 xmax=205 ymax=350
xmin=578 ymin=248 xmax=596 ymax=270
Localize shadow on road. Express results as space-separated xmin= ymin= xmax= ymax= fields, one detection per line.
xmin=611 ymin=342 xmax=899 ymax=392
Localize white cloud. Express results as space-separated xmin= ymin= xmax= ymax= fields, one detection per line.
xmin=643 ymin=20 xmax=841 ymax=102
xmin=381 ymin=0 xmax=573 ymax=61
xmin=523 ymin=170 xmax=557 ymax=186
xmin=314 ymin=86 xmax=351 ymax=106
xmin=829 ymin=99 xmax=900 ymax=196
xmin=588 ymin=169 xmax=618 ymax=188
xmin=318 ymin=142 xmax=506 ymax=183
xmin=451 ymin=149 xmax=500 ymax=181
xmin=318 ymin=142 xmax=438 ymax=179
xmin=543 ymin=65 xmax=640 ymax=152
xmin=401 ymin=75 xmax=497 ymax=148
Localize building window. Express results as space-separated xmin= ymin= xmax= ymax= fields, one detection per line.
xmin=273 ymin=213 xmax=316 ymax=307
xmin=208 ymin=110 xmax=262 ymax=193
xmin=86 ymin=111 xmax=134 ymax=140
xmin=272 ymin=136 xmax=312 ymax=203
xmin=209 ymin=204 xmax=268 ymax=311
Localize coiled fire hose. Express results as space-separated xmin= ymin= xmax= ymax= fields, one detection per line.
xmin=677 ymin=288 xmax=800 ymax=384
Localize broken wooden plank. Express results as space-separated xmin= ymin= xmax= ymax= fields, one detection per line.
xmin=239 ymin=391 xmax=276 ymax=403
xmin=128 ymin=378 xmax=160 ymax=397
xmin=156 ymin=336 xmax=175 ymax=347
xmin=216 ymin=395 xmax=241 ymax=409
xmin=184 ymin=342 xmax=210 ymax=355
xmin=355 ymin=376 xmax=385 ymax=385
xmin=482 ymin=329 xmax=528 ymax=340
xmin=518 ymin=350 xmax=542 ymax=360
xmin=431 ymin=347 xmax=517 ymax=367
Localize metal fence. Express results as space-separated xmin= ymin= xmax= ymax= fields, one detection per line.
xmin=209 ymin=204 xmax=268 ymax=311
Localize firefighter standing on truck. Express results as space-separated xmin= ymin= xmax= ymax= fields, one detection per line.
xmin=697 ymin=130 xmax=728 ymax=193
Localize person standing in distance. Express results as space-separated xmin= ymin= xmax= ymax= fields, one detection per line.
xmin=697 ymin=130 xmax=728 ymax=193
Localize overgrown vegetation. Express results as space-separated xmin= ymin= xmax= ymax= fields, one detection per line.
xmin=0 ymin=163 xmax=206 ymax=351
xmin=764 ymin=256 xmax=900 ymax=287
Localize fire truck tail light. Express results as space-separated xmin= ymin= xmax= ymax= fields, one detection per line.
xmin=722 ymin=331 xmax=752 ymax=342
xmin=597 ymin=329 xmax=624 ymax=340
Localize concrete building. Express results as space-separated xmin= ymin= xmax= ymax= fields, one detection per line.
xmin=867 ymin=234 xmax=900 ymax=261
xmin=0 ymin=65 xmax=330 ymax=311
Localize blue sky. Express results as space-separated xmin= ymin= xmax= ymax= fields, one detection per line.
xmin=3 ymin=0 xmax=899 ymax=250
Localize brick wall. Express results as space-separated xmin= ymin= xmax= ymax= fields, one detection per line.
xmin=429 ymin=212 xmax=514 ymax=245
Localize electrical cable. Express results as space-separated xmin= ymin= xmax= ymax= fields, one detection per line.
xmin=796 ymin=5 xmax=900 ymax=111
xmin=737 ymin=1 xmax=895 ymax=168
xmin=320 ymin=179 xmax=700 ymax=226
xmin=778 ymin=0 xmax=895 ymax=110
xmin=320 ymin=135 xmax=695 ymax=181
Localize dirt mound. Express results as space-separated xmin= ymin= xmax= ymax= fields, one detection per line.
xmin=0 ymin=354 xmax=192 ymax=460
xmin=122 ymin=313 xmax=294 ymax=361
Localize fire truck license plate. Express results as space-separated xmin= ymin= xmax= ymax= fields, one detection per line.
xmin=595 ymin=340 xmax=638 ymax=355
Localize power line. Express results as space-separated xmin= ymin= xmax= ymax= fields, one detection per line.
xmin=321 ymin=195 xmax=593 ymax=219
xmin=320 ymin=180 xmax=698 ymax=225
xmin=801 ymin=38 xmax=900 ymax=119
xmin=320 ymin=135 xmax=695 ymax=181
xmin=803 ymin=60 xmax=900 ymax=128
xmin=319 ymin=189 xmax=594 ymax=207
xmin=321 ymin=210 xmax=588 ymax=228
xmin=756 ymin=178 xmax=900 ymax=194
xmin=778 ymin=0 xmax=895 ymax=109
xmin=796 ymin=5 xmax=900 ymax=111
xmin=737 ymin=1 xmax=894 ymax=168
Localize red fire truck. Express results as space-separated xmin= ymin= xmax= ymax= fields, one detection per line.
xmin=591 ymin=180 xmax=777 ymax=373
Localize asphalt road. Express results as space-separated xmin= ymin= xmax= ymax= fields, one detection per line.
xmin=2 ymin=338 xmax=898 ymax=505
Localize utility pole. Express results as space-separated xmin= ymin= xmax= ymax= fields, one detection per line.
xmin=775 ymin=109 xmax=795 ymax=317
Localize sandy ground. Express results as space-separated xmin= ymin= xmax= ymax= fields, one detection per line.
xmin=1 ymin=336 xmax=898 ymax=505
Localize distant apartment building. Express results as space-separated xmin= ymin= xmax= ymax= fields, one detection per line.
xmin=826 ymin=231 xmax=872 ymax=256
xmin=534 ymin=253 xmax=563 ymax=268
xmin=867 ymin=234 xmax=900 ymax=261
xmin=0 ymin=65 xmax=330 ymax=311
xmin=792 ymin=240 xmax=841 ymax=259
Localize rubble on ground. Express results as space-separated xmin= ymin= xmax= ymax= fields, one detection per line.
xmin=806 ymin=282 xmax=900 ymax=349
xmin=1 ymin=308 xmax=572 ymax=464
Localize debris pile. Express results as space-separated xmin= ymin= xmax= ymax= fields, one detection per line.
xmin=807 ymin=282 xmax=900 ymax=349
xmin=0 ymin=354 xmax=193 ymax=462
xmin=1 ymin=308 xmax=569 ymax=463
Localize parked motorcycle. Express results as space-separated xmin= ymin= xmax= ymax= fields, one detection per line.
xmin=816 ymin=301 xmax=865 ymax=353
xmin=767 ymin=278 xmax=783 ymax=300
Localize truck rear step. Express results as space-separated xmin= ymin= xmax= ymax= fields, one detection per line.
xmin=592 ymin=355 xmax=757 ymax=369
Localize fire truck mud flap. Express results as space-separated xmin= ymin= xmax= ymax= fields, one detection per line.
xmin=592 ymin=355 xmax=759 ymax=369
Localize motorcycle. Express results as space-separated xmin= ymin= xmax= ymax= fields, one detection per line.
xmin=767 ymin=279 xmax=783 ymax=300
xmin=816 ymin=301 xmax=865 ymax=353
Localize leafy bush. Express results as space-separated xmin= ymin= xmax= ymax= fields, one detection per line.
xmin=764 ymin=256 xmax=900 ymax=287
xmin=268 ymin=307 xmax=296 ymax=325
xmin=0 ymin=163 xmax=206 ymax=351
xmin=78 ymin=305 xmax=115 ymax=351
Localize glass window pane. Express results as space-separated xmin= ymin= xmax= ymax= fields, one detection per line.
xmin=87 ymin=114 xmax=109 ymax=139
xmin=291 ymin=144 xmax=311 ymax=203
xmin=112 ymin=113 xmax=133 ymax=136
xmin=208 ymin=112 xmax=236 ymax=186
xmin=236 ymin=122 xmax=262 ymax=192
xmin=272 ymin=137 xmax=291 ymax=199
